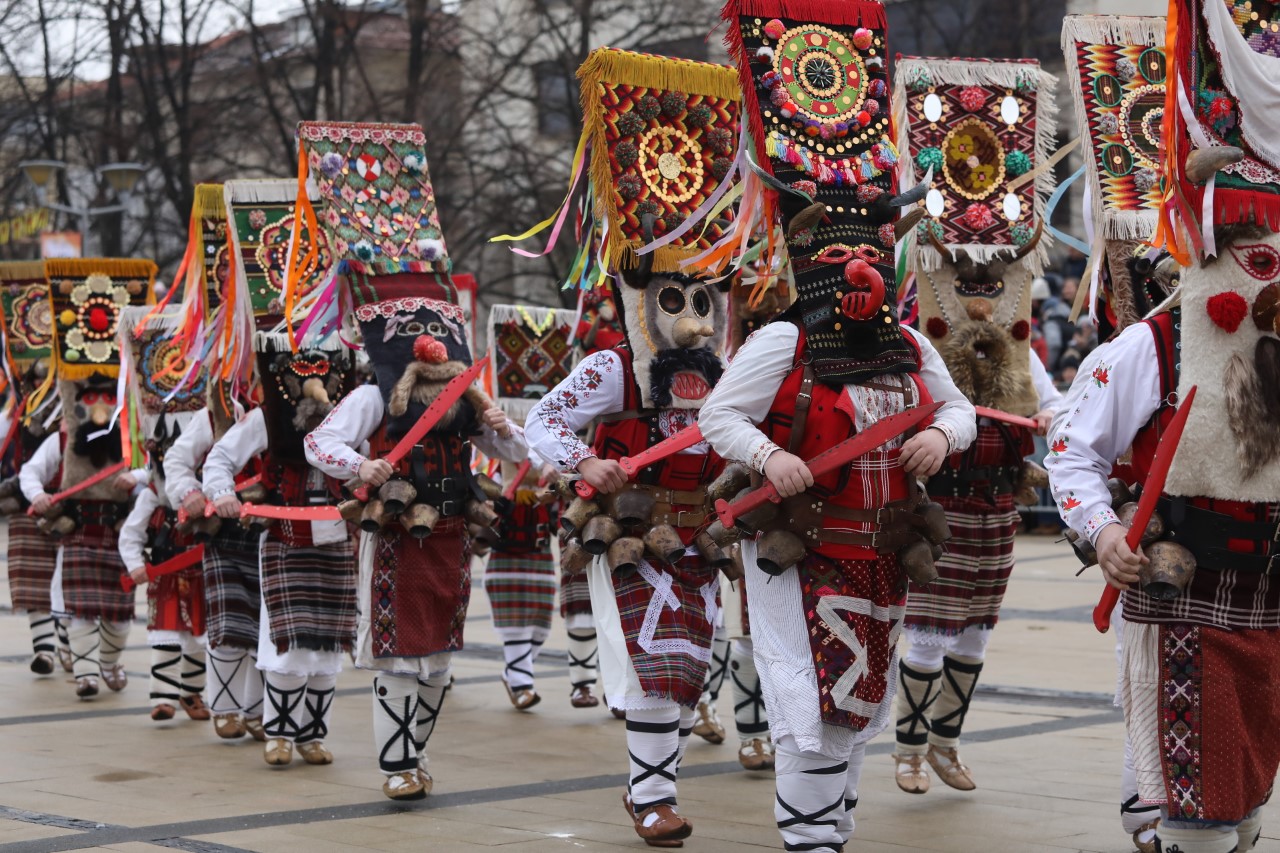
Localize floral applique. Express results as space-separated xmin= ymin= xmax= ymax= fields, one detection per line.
xmin=533 ymin=353 xmax=615 ymax=469
xmin=1061 ymin=493 xmax=1081 ymax=512
xmin=1050 ymin=436 xmax=1069 ymax=455
xmin=1091 ymin=364 xmax=1111 ymax=387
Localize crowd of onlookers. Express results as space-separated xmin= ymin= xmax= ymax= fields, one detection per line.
xmin=1029 ymin=248 xmax=1098 ymax=387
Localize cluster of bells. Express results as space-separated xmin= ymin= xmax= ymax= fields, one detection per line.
xmin=335 ymin=478 xmax=500 ymax=543
xmin=1063 ymin=478 xmax=1196 ymax=601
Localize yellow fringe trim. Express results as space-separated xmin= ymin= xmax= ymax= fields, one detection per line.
xmin=577 ymin=47 xmax=743 ymax=103
xmin=578 ymin=47 xmax=741 ymax=274
xmin=45 ymin=258 xmax=159 ymax=284
xmin=54 ymin=362 xmax=120 ymax=381
xmin=193 ymin=183 xmax=226 ymax=220
xmin=0 ymin=260 xmax=47 ymax=281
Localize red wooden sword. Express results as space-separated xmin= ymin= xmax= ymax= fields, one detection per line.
xmin=1092 ymin=385 xmax=1197 ymax=633
xmin=120 ymin=546 xmax=205 ymax=593
xmin=574 ymin=424 xmax=705 ymax=500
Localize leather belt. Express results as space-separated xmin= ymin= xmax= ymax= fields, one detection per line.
xmin=1159 ymin=497 xmax=1280 ymax=574
xmin=652 ymin=507 xmax=709 ymax=529
xmin=927 ymin=465 xmax=1019 ymax=498
xmin=621 ymin=484 xmax=708 ymax=507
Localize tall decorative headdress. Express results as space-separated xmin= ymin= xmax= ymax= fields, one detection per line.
xmin=896 ymin=56 xmax=1057 ymax=416
xmin=1061 ymin=15 xmax=1170 ymax=333
xmin=488 ymin=304 xmax=578 ymax=422
xmin=0 ymin=261 xmax=53 ymax=378
xmin=45 ymin=258 xmax=157 ymax=381
xmin=118 ymin=305 xmax=205 ymax=470
xmin=718 ymin=0 xmax=921 ymax=385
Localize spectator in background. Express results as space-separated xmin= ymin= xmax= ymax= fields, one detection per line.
xmin=1039 ymin=278 xmax=1074 ymax=373
xmin=1057 ymin=351 xmax=1081 ymax=387
xmin=1029 ymin=277 xmax=1050 ymax=367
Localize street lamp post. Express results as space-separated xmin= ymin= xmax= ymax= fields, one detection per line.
xmin=18 ymin=160 xmax=146 ymax=254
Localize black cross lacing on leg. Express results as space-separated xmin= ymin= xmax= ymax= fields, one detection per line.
xmin=895 ymin=662 xmax=941 ymax=748
xmin=297 ymin=684 xmax=336 ymax=744
xmin=207 ymin=651 xmax=244 ymax=712
xmin=376 ymin=687 xmax=417 ymax=773
xmin=181 ymin=651 xmax=206 ymax=696
xmin=627 ymin=717 xmax=681 ymax=810
xmin=1121 ymin=794 xmax=1161 ymax=816
xmin=29 ymin=614 xmax=56 ymax=654
xmin=503 ymin=639 xmax=536 ymax=690
xmin=54 ymin=617 xmax=69 ymax=649
xmin=775 ymin=787 xmax=846 ymax=852
xmin=150 ymin=645 xmax=183 ymax=703
xmin=566 ymin=630 xmax=598 ymax=689
xmin=704 ymin=637 xmax=730 ymax=701
xmin=415 ymin=678 xmax=448 ymax=750
xmin=732 ymin=659 xmax=769 ymax=736
xmin=263 ymin=682 xmax=305 ymax=740
xmin=98 ymin=625 xmax=127 ymax=662
xmin=932 ymin=657 xmax=983 ymax=743
xmin=70 ymin=632 xmax=100 ymax=676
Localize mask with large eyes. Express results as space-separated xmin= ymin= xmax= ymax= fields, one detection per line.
xmin=617 ymin=272 xmax=728 ymax=410
xmin=254 ymin=338 xmax=353 ymax=462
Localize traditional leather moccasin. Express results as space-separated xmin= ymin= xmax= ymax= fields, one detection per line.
xmin=180 ymin=695 xmax=211 ymax=721
xmin=691 ymin=701 xmax=725 ymax=745
xmin=383 ymin=771 xmax=426 ymax=801
xmin=29 ymin=652 xmax=55 ymax=675
xmin=892 ymin=752 xmax=930 ymax=794
xmin=503 ymin=680 xmax=541 ymax=711
xmin=1133 ymin=819 xmax=1159 ymax=853
xmin=244 ymin=716 xmax=266 ymax=742
xmin=101 ymin=664 xmax=128 ymax=692
xmin=75 ymin=676 xmax=99 ymax=699
xmin=623 ymin=792 xmax=693 ymax=848
xmin=297 ymin=742 xmax=334 ymax=765
xmin=570 ymin=685 xmax=599 ymax=708
xmin=263 ymin=738 xmax=293 ymax=766
xmin=927 ymin=745 xmax=976 ymax=791
xmin=150 ymin=704 xmax=176 ymax=721
xmin=738 ymin=737 xmax=775 ymax=771
xmin=214 ymin=714 xmax=246 ymax=739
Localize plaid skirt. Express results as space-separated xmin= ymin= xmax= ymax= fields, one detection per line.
xmin=7 ymin=514 xmax=56 ymax=613
xmin=148 ymin=566 xmax=205 ymax=636
xmin=203 ymin=524 xmax=263 ymax=650
xmin=560 ymin=568 xmax=593 ymax=620
xmin=260 ymin=536 xmax=356 ymax=654
xmin=59 ymin=524 xmax=133 ymax=623
xmin=609 ymin=556 xmax=719 ymax=709
xmin=904 ymin=496 xmax=1018 ymax=637
xmin=485 ymin=551 xmax=556 ymax=631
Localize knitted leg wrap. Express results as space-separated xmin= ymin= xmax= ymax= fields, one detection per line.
xmin=414 ymin=669 xmax=451 ymax=771
xmin=928 ymin=655 xmax=984 ymax=750
xmin=149 ymin=644 xmax=183 ymax=707
xmin=774 ymin=734 xmax=848 ymax=853
xmin=701 ymin=625 xmax=731 ymax=703
xmin=28 ymin=612 xmax=56 ymax=654
xmin=497 ymin=627 xmax=537 ymax=691
xmin=373 ymin=673 xmax=419 ymax=774
xmin=731 ymin=638 xmax=769 ymax=738
xmin=894 ymin=661 xmax=942 ymax=756
xmin=566 ymin=628 xmax=599 ymax=690
xmin=626 ymin=704 xmax=683 ymax=812
xmin=1156 ymin=824 xmax=1238 ymax=853
xmin=835 ymin=742 xmax=867 ymax=843
xmin=296 ymin=673 xmax=337 ymax=744
xmin=207 ymin=648 xmax=248 ymax=715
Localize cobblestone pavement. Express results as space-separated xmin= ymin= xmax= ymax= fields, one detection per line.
xmin=0 ymin=528 xmax=1273 ymax=852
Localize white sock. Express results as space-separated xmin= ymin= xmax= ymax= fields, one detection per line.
xmin=415 ymin=669 xmax=451 ymax=772
xmin=566 ymin=628 xmax=598 ymax=691
xmin=730 ymin=638 xmax=769 ymax=740
xmin=98 ymin=620 xmax=131 ymax=668
xmin=242 ymin=652 xmax=264 ymax=718
xmin=774 ymin=734 xmax=847 ymax=853
xmin=497 ymin=627 xmax=538 ymax=691
xmin=374 ymin=673 xmax=419 ymax=774
xmin=701 ymin=625 xmax=730 ymax=703
xmin=180 ymin=635 xmax=206 ymax=698
xmin=149 ymin=645 xmax=183 ymax=707
xmin=207 ymin=648 xmax=249 ymax=714
xmin=626 ymin=704 xmax=683 ymax=812
xmin=296 ymin=673 xmax=337 ymax=744
xmin=263 ymin=672 xmax=307 ymax=742
xmin=28 ymin=612 xmax=56 ymax=655
xmin=68 ymin=618 xmax=100 ymax=679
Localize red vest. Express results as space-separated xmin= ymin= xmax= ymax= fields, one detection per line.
xmin=590 ymin=347 xmax=724 ymax=494
xmin=759 ymin=327 xmax=931 ymax=560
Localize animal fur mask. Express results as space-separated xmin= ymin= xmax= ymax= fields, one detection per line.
xmin=615 ymin=271 xmax=727 ymax=411
xmin=254 ymin=333 xmax=352 ymax=464
xmin=58 ymin=376 xmax=124 ymax=502
xmin=356 ymin=292 xmax=492 ymax=438
xmin=1165 ymin=226 xmax=1280 ymax=501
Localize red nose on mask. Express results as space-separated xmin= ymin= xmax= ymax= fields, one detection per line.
xmin=839 ymin=259 xmax=886 ymax=322
xmin=413 ymin=336 xmax=448 ymax=364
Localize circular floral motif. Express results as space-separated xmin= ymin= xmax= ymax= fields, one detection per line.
xmin=8 ymin=288 xmax=51 ymax=353
xmin=941 ymin=117 xmax=1006 ymax=201
xmin=138 ymin=333 xmax=204 ymax=409
xmin=638 ymin=127 xmax=705 ymax=205
xmin=257 ymin=214 xmax=333 ymax=296
xmin=1118 ymin=83 xmax=1165 ymax=170
xmin=773 ymin=25 xmax=867 ymax=124
xmin=64 ymin=273 xmax=129 ymax=364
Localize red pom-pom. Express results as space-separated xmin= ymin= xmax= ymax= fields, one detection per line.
xmin=1206 ymin=291 xmax=1248 ymax=333
xmin=414 ymin=335 xmax=448 ymax=364
xmin=926 ymin=317 xmax=949 ymax=339
xmin=1010 ymin=319 xmax=1030 ymax=340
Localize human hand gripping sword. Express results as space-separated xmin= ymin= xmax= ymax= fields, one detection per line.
xmin=714 ymin=402 xmax=943 ymax=528
xmin=120 ymin=546 xmax=205 ymax=593
xmin=573 ymin=424 xmax=705 ymax=500
xmin=1092 ymin=385 xmax=1197 ymax=633
xmin=241 ymin=356 xmax=491 ymax=521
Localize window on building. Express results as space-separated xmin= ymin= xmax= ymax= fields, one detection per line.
xmin=534 ymin=60 xmax=575 ymax=138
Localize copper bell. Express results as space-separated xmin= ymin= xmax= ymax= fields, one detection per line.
xmin=734 ymin=487 xmax=779 ymax=533
xmin=707 ymin=463 xmax=752 ymax=503
xmin=1108 ymin=478 xmax=1135 ymax=509
xmin=337 ymin=499 xmax=365 ymax=526
xmin=561 ymin=538 xmax=593 ymax=575
xmin=918 ymin=501 xmax=951 ymax=546
xmin=643 ymin=524 xmax=685 ymax=564
xmin=705 ymin=518 xmax=743 ymax=547
xmin=1117 ymin=502 xmax=1164 ymax=546
xmin=38 ymin=515 xmax=76 ymax=541
xmin=0 ymin=496 xmax=22 ymax=516
xmin=474 ymin=473 xmax=503 ymax=501
xmin=581 ymin=515 xmax=623 ymax=555
xmin=1063 ymin=528 xmax=1097 ymax=567
xmin=899 ymin=539 xmax=939 ymax=586
xmin=360 ymin=499 xmax=391 ymax=533
xmin=463 ymin=499 xmax=499 ymax=529
xmin=693 ymin=529 xmax=731 ymax=571
xmin=560 ymin=497 xmax=601 ymax=536
xmin=399 ymin=503 xmax=441 ymax=539
xmin=468 ymin=523 xmax=493 ymax=556
xmin=239 ymin=483 xmax=268 ymax=504
xmin=191 ymin=514 xmax=223 ymax=544
xmin=378 ymin=480 xmax=418 ymax=516
xmin=756 ymin=530 xmax=805 ymax=576
xmin=611 ymin=489 xmax=655 ymax=527
xmin=1140 ymin=541 xmax=1197 ymax=602
xmin=606 ymin=536 xmax=645 ymax=574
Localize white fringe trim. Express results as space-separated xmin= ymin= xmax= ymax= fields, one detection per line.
xmin=1060 ymin=16 xmax=1166 ymax=244
xmin=895 ymin=57 xmax=1058 ymax=276
xmin=223 ymin=179 xmax=308 ymax=206
xmin=253 ymin=330 xmax=346 ymax=355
